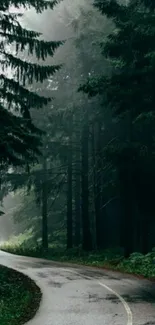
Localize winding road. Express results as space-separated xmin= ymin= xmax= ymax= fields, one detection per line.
xmin=0 ymin=250 xmax=155 ymax=325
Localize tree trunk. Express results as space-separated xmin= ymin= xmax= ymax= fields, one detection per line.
xmin=141 ymin=218 xmax=149 ymax=254
xmin=42 ymin=158 xmax=48 ymax=252
xmin=81 ymin=109 xmax=92 ymax=251
xmin=74 ymin=134 xmax=81 ymax=247
xmin=67 ymin=115 xmax=73 ymax=249
xmin=120 ymin=111 xmax=135 ymax=258
xmin=124 ymin=202 xmax=134 ymax=258
xmin=92 ymin=122 xmax=103 ymax=249
xmin=91 ymin=124 xmax=97 ymax=249
xmin=95 ymin=122 xmax=103 ymax=249
xmin=119 ymin=166 xmax=134 ymax=258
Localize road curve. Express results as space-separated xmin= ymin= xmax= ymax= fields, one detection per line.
xmin=0 ymin=250 xmax=155 ymax=325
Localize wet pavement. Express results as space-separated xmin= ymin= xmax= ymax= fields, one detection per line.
xmin=0 ymin=250 xmax=155 ymax=325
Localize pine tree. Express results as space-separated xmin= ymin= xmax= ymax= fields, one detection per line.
xmin=80 ymin=0 xmax=155 ymax=256
xmin=0 ymin=0 xmax=63 ymax=167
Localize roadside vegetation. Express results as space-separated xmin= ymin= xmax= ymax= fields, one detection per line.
xmin=2 ymin=237 xmax=155 ymax=280
xmin=0 ymin=264 xmax=41 ymax=325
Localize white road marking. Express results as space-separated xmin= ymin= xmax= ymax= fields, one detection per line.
xmin=60 ymin=267 xmax=133 ymax=325
xmin=98 ymin=281 xmax=133 ymax=325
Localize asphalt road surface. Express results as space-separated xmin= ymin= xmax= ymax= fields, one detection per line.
xmin=0 ymin=250 xmax=155 ymax=325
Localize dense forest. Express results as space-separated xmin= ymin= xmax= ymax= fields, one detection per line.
xmin=1 ymin=0 xmax=155 ymax=259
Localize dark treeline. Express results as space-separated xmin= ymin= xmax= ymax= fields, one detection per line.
xmin=1 ymin=0 xmax=155 ymax=258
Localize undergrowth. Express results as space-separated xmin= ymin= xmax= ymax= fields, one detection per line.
xmin=0 ymin=265 xmax=41 ymax=325
xmin=2 ymin=237 xmax=155 ymax=279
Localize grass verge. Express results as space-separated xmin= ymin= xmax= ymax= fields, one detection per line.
xmin=2 ymin=241 xmax=155 ymax=280
xmin=0 ymin=264 xmax=42 ymax=325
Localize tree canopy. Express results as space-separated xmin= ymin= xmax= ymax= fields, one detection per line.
xmin=0 ymin=0 xmax=63 ymax=167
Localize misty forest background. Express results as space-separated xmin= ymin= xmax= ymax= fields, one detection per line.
xmin=1 ymin=0 xmax=155 ymax=260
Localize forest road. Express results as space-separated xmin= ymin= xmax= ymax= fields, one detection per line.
xmin=0 ymin=250 xmax=155 ymax=325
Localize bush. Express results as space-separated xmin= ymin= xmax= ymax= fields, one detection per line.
xmin=117 ymin=249 xmax=155 ymax=277
xmin=0 ymin=265 xmax=41 ymax=325
xmin=2 ymin=236 xmax=155 ymax=279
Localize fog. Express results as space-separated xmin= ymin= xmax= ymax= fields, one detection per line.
xmin=0 ymin=194 xmax=20 ymax=241
xmin=0 ymin=0 xmax=110 ymax=243
xmin=0 ymin=0 xmax=90 ymax=240
xmin=23 ymin=0 xmax=92 ymax=39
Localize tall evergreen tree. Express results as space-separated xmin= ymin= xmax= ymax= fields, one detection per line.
xmin=0 ymin=0 xmax=63 ymax=167
xmin=80 ymin=0 xmax=155 ymax=256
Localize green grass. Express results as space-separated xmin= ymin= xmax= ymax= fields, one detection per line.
xmin=0 ymin=265 xmax=42 ymax=325
xmin=2 ymin=237 xmax=155 ymax=280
